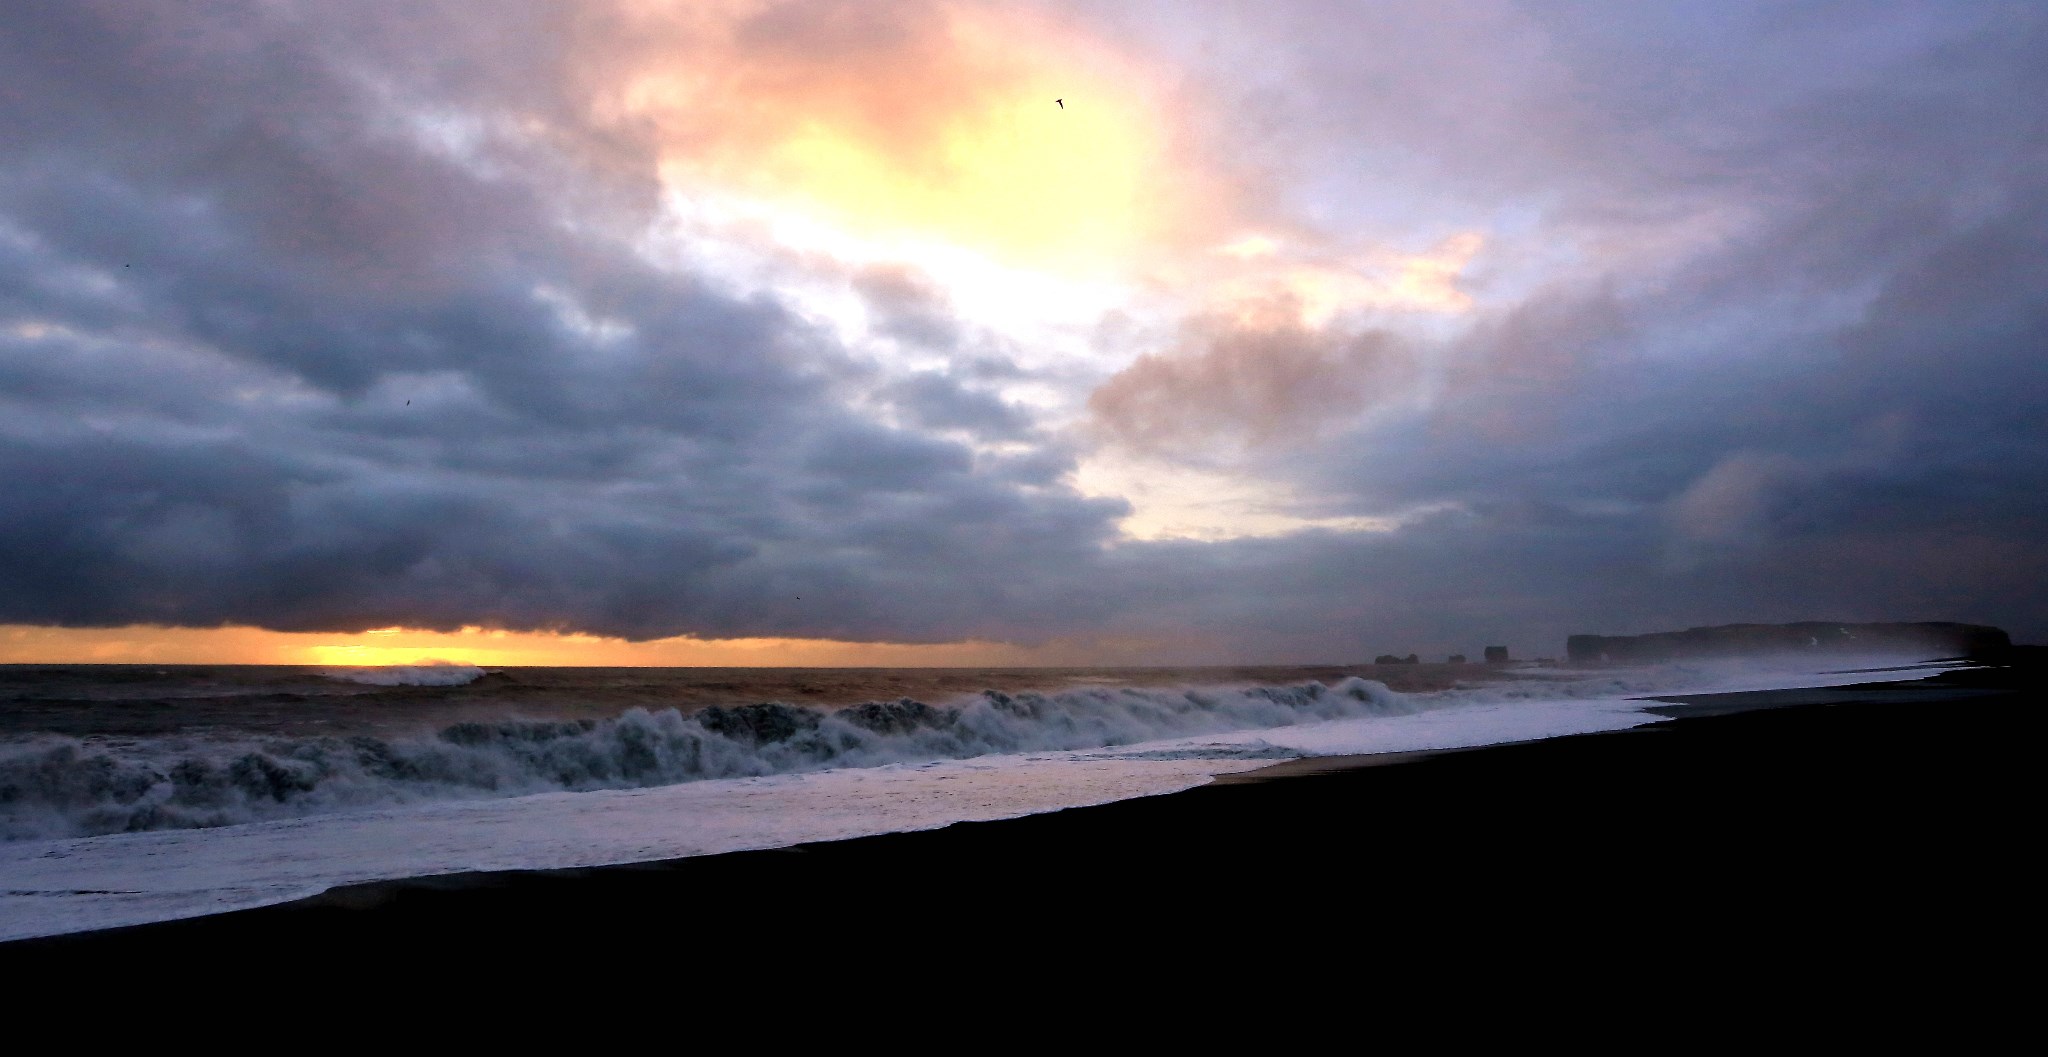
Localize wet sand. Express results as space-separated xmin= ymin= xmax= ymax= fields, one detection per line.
xmin=6 ymin=657 xmax=2034 ymax=1014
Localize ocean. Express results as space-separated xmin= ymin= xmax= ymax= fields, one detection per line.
xmin=0 ymin=655 xmax=1952 ymax=942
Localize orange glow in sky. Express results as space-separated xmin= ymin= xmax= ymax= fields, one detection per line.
xmin=0 ymin=623 xmax=1080 ymax=668
xmin=598 ymin=0 xmax=1485 ymax=313
xmin=603 ymin=1 xmax=1208 ymax=272
xmin=1 ymin=2 xmax=1493 ymax=667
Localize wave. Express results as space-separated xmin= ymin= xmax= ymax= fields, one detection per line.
xmin=0 ymin=657 xmax=1929 ymax=842
xmin=0 ymin=677 xmax=1430 ymax=840
xmin=321 ymin=663 xmax=486 ymax=687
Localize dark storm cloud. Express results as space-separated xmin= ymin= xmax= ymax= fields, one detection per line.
xmin=0 ymin=0 xmax=1139 ymax=644
xmin=881 ymin=372 xmax=1037 ymax=439
xmin=1161 ymin=0 xmax=2048 ymax=649
xmin=3 ymin=0 xmax=2046 ymax=660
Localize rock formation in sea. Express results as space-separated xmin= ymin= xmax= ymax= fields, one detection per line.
xmin=1564 ymin=621 xmax=2010 ymax=664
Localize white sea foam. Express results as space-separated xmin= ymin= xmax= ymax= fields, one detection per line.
xmin=0 ymin=655 xmax=1954 ymax=942
xmin=321 ymin=662 xmax=486 ymax=686
xmin=0 ymin=676 xmax=1437 ymax=841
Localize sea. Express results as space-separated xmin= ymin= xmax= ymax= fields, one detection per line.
xmin=0 ymin=654 xmax=1955 ymax=942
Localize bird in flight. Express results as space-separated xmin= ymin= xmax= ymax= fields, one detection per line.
xmin=1055 ymin=98 xmax=1063 ymax=109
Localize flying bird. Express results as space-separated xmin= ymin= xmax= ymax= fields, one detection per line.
xmin=1055 ymin=98 xmax=1063 ymax=109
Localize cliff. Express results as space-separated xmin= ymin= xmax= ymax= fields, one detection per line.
xmin=1565 ymin=621 xmax=2010 ymax=664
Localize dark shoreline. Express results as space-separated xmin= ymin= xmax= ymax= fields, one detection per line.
xmin=6 ymin=658 xmax=2035 ymax=990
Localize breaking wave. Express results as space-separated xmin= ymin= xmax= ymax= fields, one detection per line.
xmin=322 ymin=663 xmax=486 ymax=687
xmin=1 ymin=677 xmax=1424 ymax=840
xmin=3 ymin=656 xmax=1918 ymax=842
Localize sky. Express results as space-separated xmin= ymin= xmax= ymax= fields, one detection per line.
xmin=2 ymin=0 xmax=2045 ymax=667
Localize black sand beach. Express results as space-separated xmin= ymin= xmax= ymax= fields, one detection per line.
xmin=7 ymin=657 xmax=2035 ymax=1010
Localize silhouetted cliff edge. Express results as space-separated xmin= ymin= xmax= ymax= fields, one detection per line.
xmin=1566 ymin=621 xmax=2010 ymax=664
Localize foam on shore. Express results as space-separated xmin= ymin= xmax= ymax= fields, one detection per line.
xmin=0 ymin=655 xmax=1955 ymax=942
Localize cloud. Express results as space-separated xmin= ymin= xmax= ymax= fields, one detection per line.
xmin=852 ymin=264 xmax=962 ymax=349
xmin=1082 ymin=0 xmax=2048 ymax=645
xmin=1089 ymin=311 xmax=1415 ymax=454
xmin=1663 ymin=450 xmax=1817 ymax=559
xmin=0 ymin=1 xmax=1149 ymax=646
xmin=3 ymin=0 xmax=2048 ymax=663
xmin=580 ymin=0 xmax=1220 ymax=268
xmin=881 ymin=371 xmax=1036 ymax=439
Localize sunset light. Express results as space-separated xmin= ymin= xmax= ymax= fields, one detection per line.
xmin=1 ymin=0 xmax=2040 ymax=667
xmin=0 ymin=623 xmax=1067 ymax=668
xmin=3 ymin=0 xmax=2040 ymax=963
xmin=615 ymin=2 xmax=1192 ymax=273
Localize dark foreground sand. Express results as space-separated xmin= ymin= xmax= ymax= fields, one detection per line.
xmin=6 ymin=656 xmax=2035 ymax=1017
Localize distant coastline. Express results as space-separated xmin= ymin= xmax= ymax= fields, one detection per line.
xmin=1562 ymin=620 xmax=2010 ymax=664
